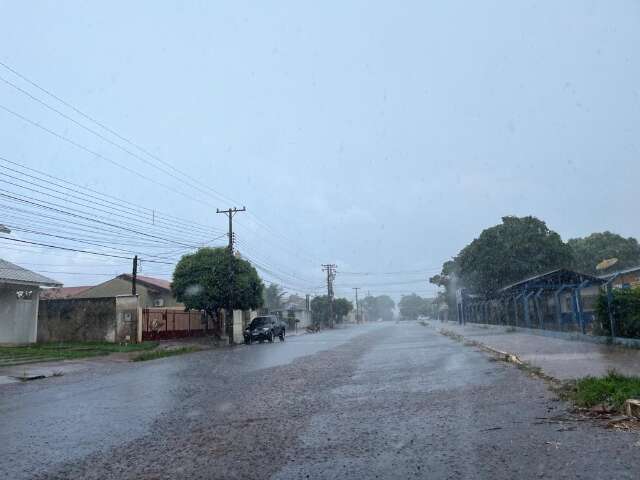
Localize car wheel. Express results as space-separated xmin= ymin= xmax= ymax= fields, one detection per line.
xmin=279 ymin=330 xmax=285 ymax=341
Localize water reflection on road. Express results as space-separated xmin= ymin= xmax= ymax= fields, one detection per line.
xmin=0 ymin=323 xmax=385 ymax=479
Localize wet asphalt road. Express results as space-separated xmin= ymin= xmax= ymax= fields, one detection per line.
xmin=1 ymin=322 xmax=639 ymax=479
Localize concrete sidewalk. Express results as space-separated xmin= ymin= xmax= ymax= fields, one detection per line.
xmin=435 ymin=321 xmax=640 ymax=380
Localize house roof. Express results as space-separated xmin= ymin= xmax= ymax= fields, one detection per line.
xmin=117 ymin=274 xmax=171 ymax=292
xmin=598 ymin=265 xmax=640 ymax=280
xmin=40 ymin=286 xmax=92 ymax=300
xmin=0 ymin=259 xmax=62 ymax=287
xmin=499 ymin=268 xmax=604 ymax=294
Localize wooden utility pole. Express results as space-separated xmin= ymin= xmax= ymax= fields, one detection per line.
xmin=131 ymin=255 xmax=138 ymax=296
xmin=353 ymin=287 xmax=360 ymax=323
xmin=322 ymin=264 xmax=337 ymax=328
xmin=216 ymin=207 xmax=246 ymax=344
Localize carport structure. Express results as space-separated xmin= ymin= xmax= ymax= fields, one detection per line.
xmin=459 ymin=269 xmax=605 ymax=334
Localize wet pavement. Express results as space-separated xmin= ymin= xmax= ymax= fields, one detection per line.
xmin=1 ymin=322 xmax=639 ymax=479
xmin=437 ymin=321 xmax=640 ymax=380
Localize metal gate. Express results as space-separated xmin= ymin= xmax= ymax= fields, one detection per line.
xmin=141 ymin=308 xmax=221 ymax=341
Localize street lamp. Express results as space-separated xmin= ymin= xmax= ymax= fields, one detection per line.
xmin=0 ymin=224 xmax=10 ymax=234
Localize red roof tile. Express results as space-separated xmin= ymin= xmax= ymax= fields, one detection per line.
xmin=118 ymin=274 xmax=171 ymax=291
xmin=40 ymin=286 xmax=92 ymax=299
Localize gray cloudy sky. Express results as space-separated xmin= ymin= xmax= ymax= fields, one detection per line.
xmin=0 ymin=1 xmax=638 ymax=301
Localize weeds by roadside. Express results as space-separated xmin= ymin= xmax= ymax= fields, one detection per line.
xmin=439 ymin=328 xmax=640 ymax=426
xmin=131 ymin=346 xmax=200 ymax=362
xmin=564 ymin=370 xmax=640 ymax=411
xmin=0 ymin=341 xmax=158 ymax=367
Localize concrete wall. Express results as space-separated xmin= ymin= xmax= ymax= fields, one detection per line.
xmin=115 ymin=295 xmax=139 ymax=343
xmin=76 ymin=277 xmax=179 ymax=308
xmin=37 ymin=297 xmax=123 ymax=342
xmin=0 ymin=283 xmax=40 ymax=344
xmin=232 ymin=310 xmax=244 ymax=344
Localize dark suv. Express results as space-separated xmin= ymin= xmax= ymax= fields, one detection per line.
xmin=244 ymin=315 xmax=286 ymax=344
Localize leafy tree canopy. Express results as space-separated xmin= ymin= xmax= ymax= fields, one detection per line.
xmin=568 ymin=232 xmax=640 ymax=275
xmin=172 ymin=247 xmax=264 ymax=314
xmin=263 ymin=283 xmax=287 ymax=312
xmin=311 ymin=295 xmax=353 ymax=326
xmin=361 ymin=295 xmax=396 ymax=321
xmin=399 ymin=293 xmax=428 ymax=320
xmin=456 ymin=216 xmax=572 ymax=297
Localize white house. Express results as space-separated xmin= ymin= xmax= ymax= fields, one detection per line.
xmin=0 ymin=259 xmax=61 ymax=344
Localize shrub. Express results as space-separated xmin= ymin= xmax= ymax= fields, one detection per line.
xmin=573 ymin=370 xmax=640 ymax=410
xmin=594 ymin=287 xmax=640 ymax=338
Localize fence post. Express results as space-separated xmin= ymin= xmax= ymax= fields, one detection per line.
xmin=554 ymin=286 xmax=566 ymax=331
xmin=607 ymin=282 xmax=616 ymax=338
xmin=576 ymin=281 xmax=589 ymax=334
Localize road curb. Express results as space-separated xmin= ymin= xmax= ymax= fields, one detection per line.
xmin=439 ymin=328 xmax=522 ymax=364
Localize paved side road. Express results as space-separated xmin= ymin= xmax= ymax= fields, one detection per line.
xmin=1 ymin=322 xmax=639 ymax=479
xmin=436 ymin=321 xmax=640 ymax=380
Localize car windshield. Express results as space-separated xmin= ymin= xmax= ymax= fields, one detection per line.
xmin=250 ymin=318 xmax=271 ymax=328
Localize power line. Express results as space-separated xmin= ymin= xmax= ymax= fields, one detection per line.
xmin=0 ymin=62 xmax=239 ymax=206
xmin=0 ymin=61 xmax=321 ymax=264
xmin=0 ymin=155 xmax=218 ymax=234
xmin=0 ymin=190 xmax=200 ymax=249
xmin=0 ymin=103 xmax=211 ymax=207
xmin=0 ymin=61 xmax=322 ymax=269
xmin=0 ymin=235 xmax=173 ymax=263
xmin=0 ymin=162 xmax=221 ymax=238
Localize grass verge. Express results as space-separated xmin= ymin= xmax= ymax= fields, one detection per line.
xmin=0 ymin=341 xmax=158 ymax=366
xmin=564 ymin=371 xmax=640 ymax=411
xmin=131 ymin=346 xmax=200 ymax=362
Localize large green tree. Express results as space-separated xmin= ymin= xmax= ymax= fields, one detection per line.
xmin=310 ymin=295 xmax=330 ymax=325
xmin=334 ymin=298 xmax=353 ymax=322
xmin=310 ymin=295 xmax=353 ymax=326
xmin=361 ymin=295 xmax=396 ymax=321
xmin=172 ymin=247 xmax=264 ymax=316
xmin=398 ymin=293 xmax=427 ymax=320
xmin=456 ymin=216 xmax=572 ymax=297
xmin=568 ymin=232 xmax=640 ymax=274
xmin=263 ymin=283 xmax=286 ymax=312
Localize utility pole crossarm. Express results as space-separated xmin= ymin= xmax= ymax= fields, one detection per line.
xmin=216 ymin=206 xmax=246 ymax=254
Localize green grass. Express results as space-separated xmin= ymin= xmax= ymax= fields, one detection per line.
xmin=131 ymin=346 xmax=200 ymax=362
xmin=0 ymin=341 xmax=158 ymax=366
xmin=571 ymin=371 xmax=640 ymax=410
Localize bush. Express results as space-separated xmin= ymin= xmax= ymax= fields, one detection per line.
xmin=594 ymin=287 xmax=640 ymax=338
xmin=573 ymin=371 xmax=640 ymax=410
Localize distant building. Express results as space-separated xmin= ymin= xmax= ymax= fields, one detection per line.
xmin=0 ymin=259 xmax=61 ymax=344
xmin=599 ymin=266 xmax=640 ymax=290
xmin=74 ymin=274 xmax=180 ymax=308
xmin=272 ymin=294 xmax=311 ymax=331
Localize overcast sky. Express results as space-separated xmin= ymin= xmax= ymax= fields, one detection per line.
xmin=0 ymin=1 xmax=639 ymax=302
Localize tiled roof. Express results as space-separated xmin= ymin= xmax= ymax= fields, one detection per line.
xmin=118 ymin=274 xmax=171 ymax=291
xmin=0 ymin=259 xmax=62 ymax=287
xmin=40 ymin=286 xmax=92 ymax=299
